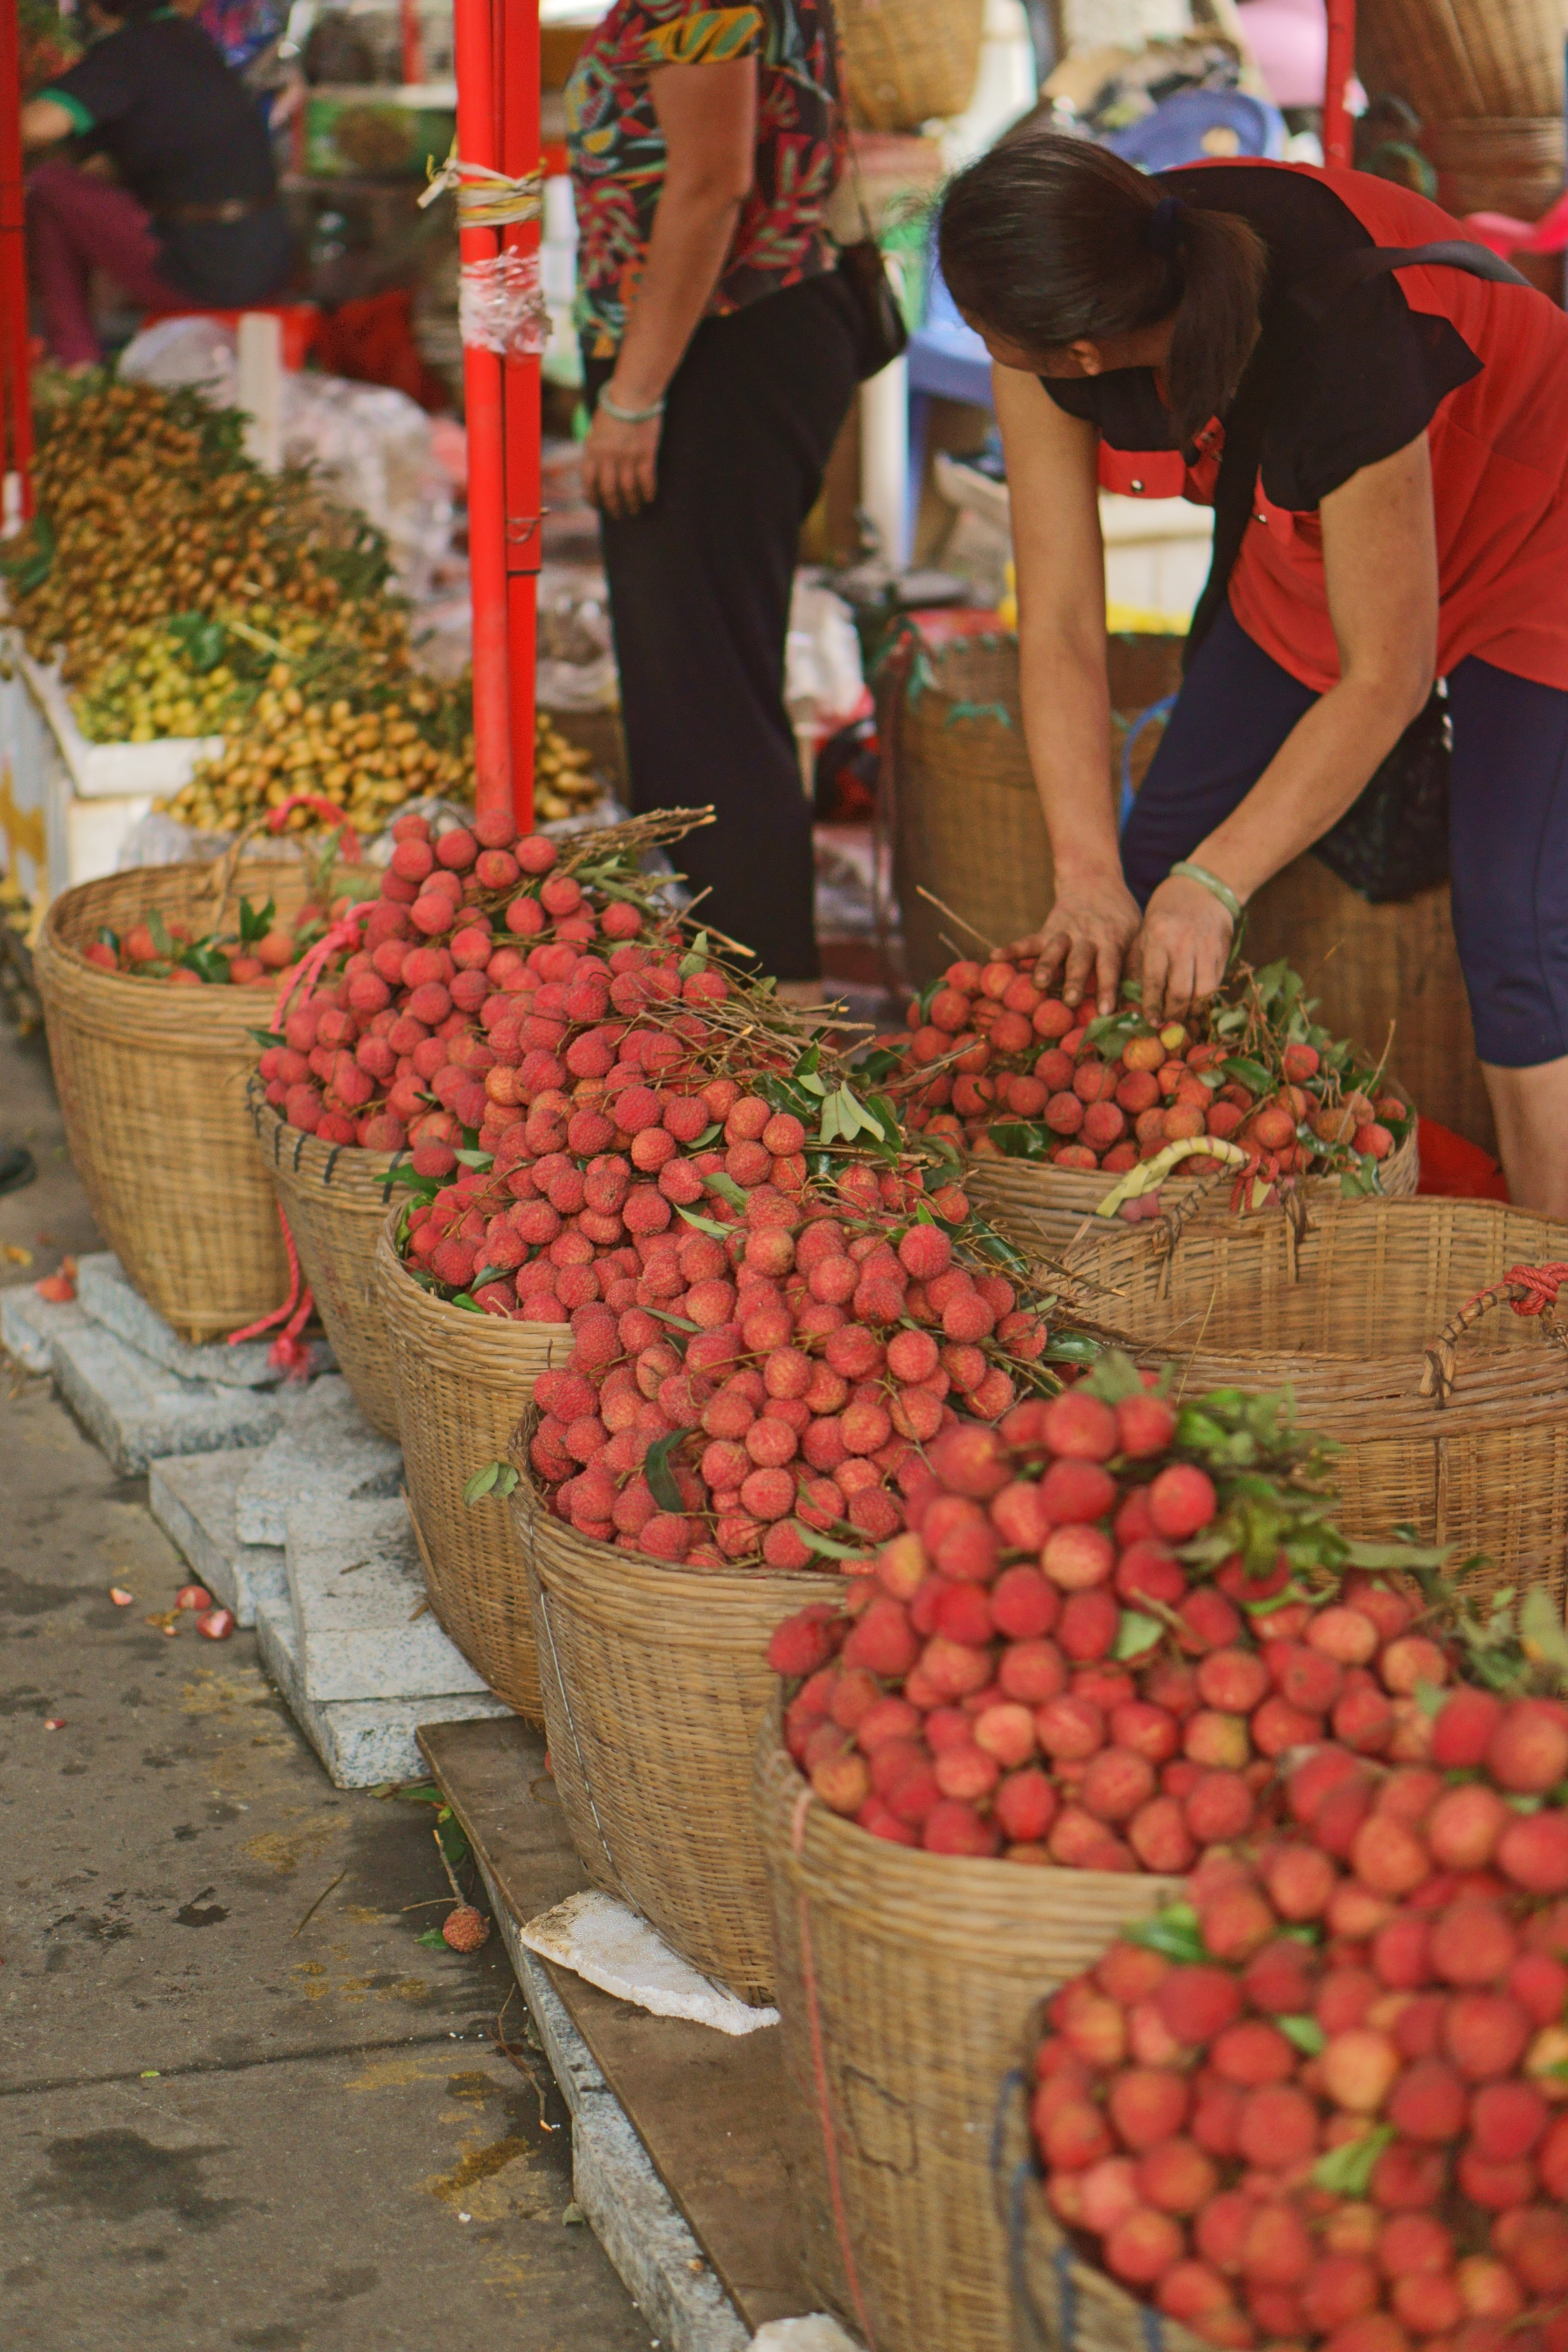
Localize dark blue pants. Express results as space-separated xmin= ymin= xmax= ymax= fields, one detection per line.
xmin=1121 ymin=605 xmax=1568 ymax=1068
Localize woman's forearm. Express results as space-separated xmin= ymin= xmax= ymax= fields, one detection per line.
xmin=607 ymin=183 xmax=743 ymax=405
xmin=1018 ymin=620 xmax=1122 ymax=883
xmin=1192 ymin=671 xmax=1422 ymax=902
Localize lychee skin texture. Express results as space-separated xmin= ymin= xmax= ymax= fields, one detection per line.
xmin=442 ymin=1904 xmax=490 ymax=1952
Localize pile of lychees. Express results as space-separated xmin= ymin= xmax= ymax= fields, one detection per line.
xmin=522 ymin=1165 xmax=1067 ymax=1572
xmin=255 ymin=806 xmax=694 ymax=1152
xmin=1032 ymin=1713 xmax=1568 ymax=2352
xmin=767 ymin=1362 xmax=1433 ymax=1861
xmin=889 ymin=956 xmax=1410 ymax=1192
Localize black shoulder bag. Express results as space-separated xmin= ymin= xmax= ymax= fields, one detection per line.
xmin=1187 ymin=239 xmax=1530 ymax=905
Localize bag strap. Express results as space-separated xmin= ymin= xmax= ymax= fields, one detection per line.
xmin=1186 ymin=238 xmax=1533 ymax=668
xmin=821 ymin=0 xmax=877 ymax=245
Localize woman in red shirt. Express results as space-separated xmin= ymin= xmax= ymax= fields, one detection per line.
xmin=938 ymin=133 xmax=1568 ymax=1217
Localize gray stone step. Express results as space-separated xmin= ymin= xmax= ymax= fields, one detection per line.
xmin=148 ymin=1450 xmax=281 ymax=1628
xmin=255 ymin=1584 xmax=509 ymax=1789
xmin=1 ymin=1283 xmax=87 ymax=1375
xmin=75 ymin=1253 xmax=333 ymax=1388
xmin=234 ymin=1379 xmax=403 ymax=1547
xmin=49 ymin=1319 xmax=287 ymax=1477
xmin=284 ymin=1497 xmax=492 ymax=1704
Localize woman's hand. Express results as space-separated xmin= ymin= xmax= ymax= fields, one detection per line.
xmin=1130 ymin=873 xmax=1236 ymax=1023
xmin=582 ymin=403 xmax=662 ymax=519
xmin=1007 ymin=872 xmax=1143 ymax=1017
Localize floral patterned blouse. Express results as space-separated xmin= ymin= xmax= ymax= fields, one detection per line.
xmin=566 ymin=0 xmax=844 ymax=361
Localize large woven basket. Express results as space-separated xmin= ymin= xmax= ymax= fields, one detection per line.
xmin=1356 ymin=0 xmax=1565 ymax=118
xmin=511 ymin=1443 xmax=838 ymax=2003
xmin=967 ymin=1097 xmax=1419 ymax=1259
xmin=1073 ymin=1195 xmax=1568 ymax=1599
xmin=883 ymin=632 xmax=1186 ymax=985
xmin=251 ymin=1095 xmax=401 ymax=1437
xmin=837 ymin=0 xmax=985 ymax=131
xmin=377 ymin=1216 xmax=561 ymax=1717
xmin=35 ymin=857 xmax=312 ymax=1340
xmin=1243 ymin=855 xmax=1495 ymax=1153
xmin=1424 ymin=116 xmax=1567 ymax=220
xmin=757 ymin=1717 xmax=1182 ymax=2352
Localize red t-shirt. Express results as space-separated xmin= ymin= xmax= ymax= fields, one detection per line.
xmin=1044 ymin=162 xmax=1568 ymax=694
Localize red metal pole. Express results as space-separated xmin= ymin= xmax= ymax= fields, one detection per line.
xmin=0 ymin=0 xmax=34 ymax=521
xmin=455 ymin=0 xmax=512 ymax=814
xmin=1322 ymin=0 xmax=1356 ymax=171
xmin=399 ymin=0 xmax=425 ymax=87
xmin=499 ymin=0 xmax=539 ymax=831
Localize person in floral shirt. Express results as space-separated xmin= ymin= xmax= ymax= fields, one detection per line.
xmin=566 ymin=0 xmax=862 ymax=990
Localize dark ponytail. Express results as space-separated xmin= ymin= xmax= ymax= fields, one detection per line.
xmin=938 ymin=129 xmax=1268 ymax=453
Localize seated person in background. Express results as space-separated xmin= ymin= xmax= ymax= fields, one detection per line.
xmin=23 ymin=0 xmax=291 ymax=369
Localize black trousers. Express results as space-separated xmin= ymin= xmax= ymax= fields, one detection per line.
xmin=585 ymin=272 xmax=860 ymax=980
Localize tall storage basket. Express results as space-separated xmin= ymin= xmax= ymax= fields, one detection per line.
xmin=252 ymin=1094 xmax=401 ymax=1437
xmin=1072 ymin=1195 xmax=1568 ymax=1598
xmin=1356 ymin=0 xmax=1564 ymax=122
xmin=837 ymin=0 xmax=986 ymax=131
xmin=757 ymin=1718 xmax=1181 ymax=2352
xmin=35 ymin=857 xmax=311 ymax=1339
xmin=377 ymin=1218 xmax=560 ymax=1717
xmin=512 ymin=1439 xmax=838 ymax=2003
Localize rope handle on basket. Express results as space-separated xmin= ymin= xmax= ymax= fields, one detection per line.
xmin=207 ymin=814 xmax=273 ymax=920
xmin=995 ymin=2058 xmax=1169 ymax=2352
xmin=789 ymin=1782 xmax=880 ymax=2352
xmin=225 ymin=1203 xmax=316 ymax=1374
xmin=1421 ymin=1260 xmax=1568 ymax=1404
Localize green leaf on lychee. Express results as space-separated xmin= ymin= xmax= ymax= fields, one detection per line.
xmin=1081 ymin=1350 xmax=1146 ymax=1406
xmin=454 ymin=1148 xmax=494 ymax=1171
xmin=675 ymin=1205 xmax=730 ymax=1240
xmin=1112 ymin=1612 xmax=1163 ymax=1662
xmin=1520 ymin=1587 xmax=1568 ymax=1678
xmin=676 ymin=932 xmax=710 ymax=978
xmin=1124 ymin=1901 xmax=1207 ymax=1964
xmin=1311 ymin=2125 xmax=1392 ymax=2198
xmin=463 ymin=1461 xmax=502 ymax=1505
xmin=1278 ymin=2014 xmax=1326 ymax=2055
xmin=702 ymin=1172 xmax=749 ymax=1209
xmin=790 ymin=1521 xmax=872 ymax=1563
xmin=643 ymin=1433 xmax=686 ymax=1515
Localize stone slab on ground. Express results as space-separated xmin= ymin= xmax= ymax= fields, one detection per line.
xmin=75 ymin=1251 xmax=335 ymax=1387
xmin=48 ymin=1317 xmax=286 ymax=1475
xmin=147 ymin=1447 xmax=281 ymax=1626
xmin=256 ymin=1580 xmax=510 ymax=1789
xmin=0 ymin=1281 xmax=87 ymax=1374
xmin=236 ymin=1376 xmax=403 ymax=1546
xmin=285 ymin=1496 xmax=492 ymax=1703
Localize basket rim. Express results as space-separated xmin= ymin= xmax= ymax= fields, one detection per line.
xmin=252 ymin=1087 xmax=405 ymax=1198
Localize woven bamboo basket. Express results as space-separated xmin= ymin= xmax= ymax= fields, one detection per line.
xmin=1244 ymin=856 xmax=1496 ymax=1152
xmin=837 ymin=0 xmax=986 ymax=131
xmin=511 ymin=1439 xmax=839 ymax=2003
xmin=883 ymin=632 xmax=1185 ymax=985
xmin=1072 ymin=1194 xmax=1568 ymax=1599
xmin=1356 ymin=0 xmax=1565 ymax=120
xmin=1424 ymin=116 xmax=1567 ymax=220
xmin=757 ymin=1716 xmax=1183 ymax=2352
xmin=35 ymin=856 xmax=314 ymax=1341
xmin=966 ymin=1097 xmax=1419 ymax=1258
xmin=377 ymin=1216 xmax=561 ymax=1717
xmin=251 ymin=1095 xmax=401 ymax=1437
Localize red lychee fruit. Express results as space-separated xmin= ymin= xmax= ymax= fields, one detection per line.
xmin=1430 ymin=1900 xmax=1519 ymax=1988
xmin=1427 ymin=1783 xmax=1512 ymax=1873
xmin=1322 ymin=2027 xmax=1401 ymax=2113
xmin=1138 ymin=2137 xmax=1218 ymax=2216
xmin=1431 ymin=1686 xmax=1505 ymax=1769
xmin=1387 ymin=2055 xmax=1468 ymax=2141
xmin=1241 ymin=2201 xmax=1314 ymax=2287
xmin=1110 ymin=2069 xmax=1191 ymax=2152
xmin=1157 ymin=1965 xmax=1243 ymax=2047
xmin=1104 ymin=2207 xmax=1186 ymax=2287
xmin=1443 ymin=1991 xmax=1532 ymax=2082
xmin=1497 ymin=1810 xmax=1568 ymax=1897
xmin=1489 ymin=1700 xmax=1568 ymax=1794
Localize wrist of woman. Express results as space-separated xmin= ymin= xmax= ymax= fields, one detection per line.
xmin=1168 ymin=859 xmax=1244 ymax=928
xmin=601 ymin=375 xmax=668 ymax=423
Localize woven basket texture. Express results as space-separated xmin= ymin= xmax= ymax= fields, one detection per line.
xmin=252 ymin=1096 xmax=401 ymax=1437
xmin=966 ymin=1099 xmax=1418 ymax=1259
xmin=756 ymin=1717 xmax=1182 ymax=2352
xmin=512 ymin=1444 xmax=838 ymax=2003
xmin=36 ymin=857 xmax=313 ymax=1341
xmin=1244 ymin=856 xmax=1496 ymax=1153
xmin=886 ymin=635 xmax=1185 ymax=987
xmin=838 ymin=0 xmax=985 ymax=130
xmin=377 ymin=1217 xmax=560 ymax=1717
xmin=1073 ymin=1195 xmax=1568 ymax=1597
xmin=1425 ymin=115 xmax=1567 ymax=218
xmin=1357 ymin=0 xmax=1565 ymax=117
